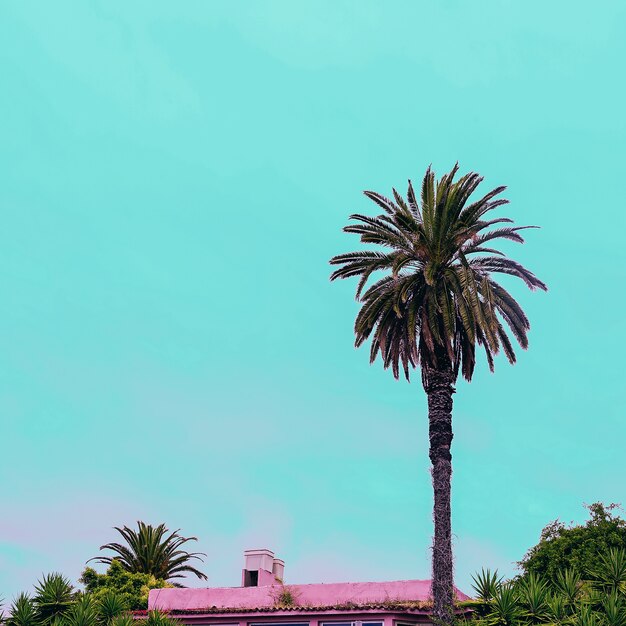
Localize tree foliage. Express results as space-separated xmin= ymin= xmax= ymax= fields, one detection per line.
xmin=80 ymin=560 xmax=172 ymax=611
xmin=89 ymin=522 xmax=207 ymax=582
xmin=329 ymin=163 xmax=546 ymax=383
xmin=520 ymin=503 xmax=626 ymax=582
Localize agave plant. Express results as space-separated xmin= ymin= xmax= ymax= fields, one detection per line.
xmin=144 ymin=611 xmax=179 ymax=626
xmin=33 ymin=573 xmax=75 ymax=625
xmin=468 ymin=569 xmax=502 ymax=617
xmin=553 ymin=567 xmax=582 ymax=608
xmin=574 ymin=604 xmax=601 ymax=626
xmin=545 ymin=591 xmax=568 ymax=622
xmin=602 ymin=590 xmax=626 ymax=626
xmin=63 ymin=595 xmax=98 ymax=626
xmin=517 ymin=572 xmax=549 ymax=623
xmin=109 ymin=615 xmax=135 ymax=626
xmin=6 ymin=594 xmax=37 ymax=626
xmin=96 ymin=592 xmax=127 ymax=625
xmin=472 ymin=569 xmax=501 ymax=602
xmin=488 ymin=584 xmax=522 ymax=625
xmin=90 ymin=522 xmax=207 ymax=582
xmin=590 ymin=548 xmax=626 ymax=595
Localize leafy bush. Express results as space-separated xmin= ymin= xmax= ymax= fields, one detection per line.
xmin=520 ymin=503 xmax=626 ymax=581
xmin=80 ymin=560 xmax=172 ymax=611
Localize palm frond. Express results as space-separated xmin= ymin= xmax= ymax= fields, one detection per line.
xmin=330 ymin=164 xmax=546 ymax=382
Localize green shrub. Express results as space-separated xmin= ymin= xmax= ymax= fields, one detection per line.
xmin=80 ymin=560 xmax=172 ymax=611
xmin=466 ymin=546 xmax=626 ymax=624
xmin=520 ymin=503 xmax=626 ymax=581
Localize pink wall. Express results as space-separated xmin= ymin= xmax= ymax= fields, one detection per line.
xmin=149 ymin=579 xmax=469 ymax=612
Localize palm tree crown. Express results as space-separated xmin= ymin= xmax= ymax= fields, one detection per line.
xmin=330 ymin=164 xmax=547 ymax=383
xmin=90 ymin=522 xmax=207 ymax=582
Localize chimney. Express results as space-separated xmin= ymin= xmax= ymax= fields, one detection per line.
xmin=272 ymin=557 xmax=285 ymax=582
xmin=242 ymin=549 xmax=284 ymax=587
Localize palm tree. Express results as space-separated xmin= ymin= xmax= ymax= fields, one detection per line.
xmin=89 ymin=522 xmax=207 ymax=582
xmin=329 ymin=164 xmax=546 ymax=623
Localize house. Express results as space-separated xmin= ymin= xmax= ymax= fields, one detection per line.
xmin=147 ymin=549 xmax=471 ymax=625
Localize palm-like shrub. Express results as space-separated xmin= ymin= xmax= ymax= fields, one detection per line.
xmin=90 ymin=522 xmax=207 ymax=582
xmin=330 ymin=164 xmax=546 ymax=622
xmin=5 ymin=573 xmax=175 ymax=626
xmin=469 ymin=569 xmax=501 ymax=617
xmin=109 ymin=615 xmax=134 ymax=626
xmin=33 ymin=574 xmax=75 ymax=625
xmin=602 ymin=591 xmax=626 ymax=626
xmin=590 ymin=547 xmax=626 ymax=595
xmin=144 ymin=611 xmax=179 ymax=626
xmin=62 ymin=595 xmax=98 ymax=626
xmin=6 ymin=594 xmax=38 ymax=626
xmin=488 ymin=584 xmax=522 ymax=625
xmin=517 ymin=572 xmax=550 ymax=623
xmin=553 ymin=567 xmax=582 ymax=608
xmin=95 ymin=592 xmax=127 ymax=625
xmin=466 ymin=547 xmax=626 ymax=624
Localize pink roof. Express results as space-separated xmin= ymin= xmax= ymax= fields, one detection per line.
xmin=148 ymin=580 xmax=470 ymax=612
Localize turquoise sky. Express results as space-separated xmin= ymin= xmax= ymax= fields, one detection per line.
xmin=1 ymin=0 xmax=625 ymax=601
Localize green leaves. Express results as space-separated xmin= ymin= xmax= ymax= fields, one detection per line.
xmin=4 ymin=586 xmax=171 ymax=626
xmin=63 ymin=595 xmax=98 ymax=626
xmin=468 ymin=562 xmax=626 ymax=625
xmin=89 ymin=522 xmax=207 ymax=582
xmin=590 ymin=548 xmax=626 ymax=594
xmin=144 ymin=610 xmax=179 ymax=626
xmin=80 ymin=560 xmax=171 ymax=610
xmin=330 ymin=164 xmax=546 ymax=383
xmin=7 ymin=594 xmax=38 ymax=626
xmin=33 ymin=574 xmax=75 ymax=626
xmin=470 ymin=518 xmax=626 ymax=626
xmin=96 ymin=592 xmax=127 ymax=625
xmin=520 ymin=503 xmax=626 ymax=582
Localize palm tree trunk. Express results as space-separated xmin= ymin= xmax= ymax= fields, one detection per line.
xmin=424 ymin=363 xmax=455 ymax=625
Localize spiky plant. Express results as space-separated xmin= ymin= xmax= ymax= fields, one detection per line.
xmin=488 ymin=584 xmax=522 ymax=625
xmin=330 ymin=164 xmax=546 ymax=622
xmin=145 ymin=611 xmax=179 ymax=626
xmin=517 ymin=572 xmax=550 ymax=623
xmin=63 ymin=595 xmax=98 ymax=626
xmin=546 ymin=592 xmax=569 ymax=622
xmin=471 ymin=569 xmax=501 ymax=603
xmin=575 ymin=604 xmax=601 ymax=626
xmin=468 ymin=569 xmax=501 ymax=617
xmin=109 ymin=615 xmax=134 ymax=626
xmin=602 ymin=590 xmax=626 ymax=626
xmin=6 ymin=594 xmax=37 ymax=626
xmin=33 ymin=573 xmax=75 ymax=625
xmin=590 ymin=548 xmax=626 ymax=595
xmin=89 ymin=522 xmax=207 ymax=582
xmin=553 ymin=567 xmax=582 ymax=610
xmin=96 ymin=592 xmax=127 ymax=625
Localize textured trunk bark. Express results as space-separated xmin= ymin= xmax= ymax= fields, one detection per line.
xmin=424 ymin=363 xmax=455 ymax=625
